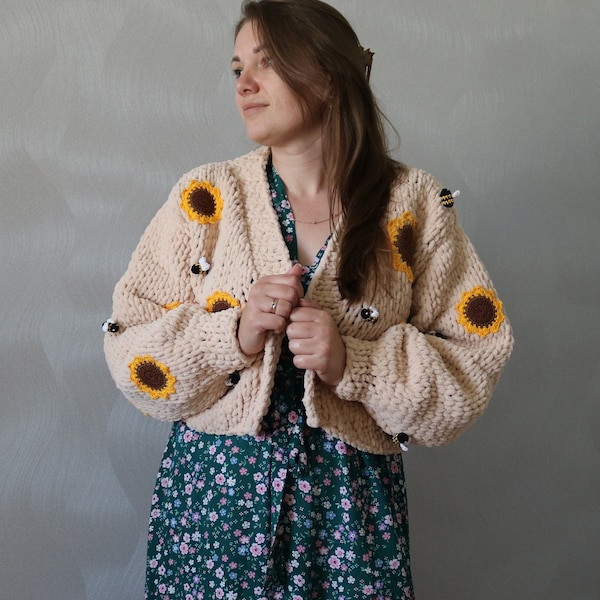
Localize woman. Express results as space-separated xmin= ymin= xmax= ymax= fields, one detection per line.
xmin=104 ymin=1 xmax=513 ymax=598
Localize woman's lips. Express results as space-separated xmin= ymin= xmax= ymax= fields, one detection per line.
xmin=243 ymin=102 xmax=268 ymax=115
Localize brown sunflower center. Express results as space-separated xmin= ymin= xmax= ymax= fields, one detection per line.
xmin=190 ymin=188 xmax=216 ymax=217
xmin=211 ymin=300 xmax=232 ymax=313
xmin=136 ymin=361 xmax=167 ymax=391
xmin=465 ymin=296 xmax=497 ymax=328
xmin=394 ymin=225 xmax=415 ymax=267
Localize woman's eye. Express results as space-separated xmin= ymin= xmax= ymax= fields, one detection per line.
xmin=232 ymin=68 xmax=242 ymax=79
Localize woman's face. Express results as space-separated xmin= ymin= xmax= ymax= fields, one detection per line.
xmin=232 ymin=22 xmax=322 ymax=151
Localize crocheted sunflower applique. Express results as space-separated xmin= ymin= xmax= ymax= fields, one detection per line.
xmin=129 ymin=355 xmax=176 ymax=400
xmin=163 ymin=302 xmax=182 ymax=311
xmin=456 ymin=286 xmax=505 ymax=337
xmin=181 ymin=180 xmax=224 ymax=224
xmin=388 ymin=212 xmax=417 ymax=283
xmin=206 ymin=291 xmax=241 ymax=313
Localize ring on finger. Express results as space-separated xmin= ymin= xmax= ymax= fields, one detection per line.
xmin=270 ymin=298 xmax=279 ymax=314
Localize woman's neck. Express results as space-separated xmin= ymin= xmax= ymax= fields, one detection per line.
xmin=271 ymin=143 xmax=341 ymax=267
xmin=271 ymin=140 xmax=327 ymax=200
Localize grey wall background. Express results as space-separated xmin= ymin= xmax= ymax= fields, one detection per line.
xmin=1 ymin=0 xmax=598 ymax=598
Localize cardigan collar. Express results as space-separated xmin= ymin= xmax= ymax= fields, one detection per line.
xmin=230 ymin=146 xmax=344 ymax=297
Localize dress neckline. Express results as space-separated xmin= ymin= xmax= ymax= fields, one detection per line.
xmin=267 ymin=158 xmax=331 ymax=292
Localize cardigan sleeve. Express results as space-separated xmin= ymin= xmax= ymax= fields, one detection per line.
xmin=334 ymin=172 xmax=514 ymax=446
xmin=103 ymin=172 xmax=256 ymax=422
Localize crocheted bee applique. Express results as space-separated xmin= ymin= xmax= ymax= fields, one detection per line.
xmin=440 ymin=188 xmax=460 ymax=208
xmin=392 ymin=432 xmax=410 ymax=452
xmin=191 ymin=257 xmax=211 ymax=275
xmin=102 ymin=319 xmax=120 ymax=333
xmin=225 ymin=371 xmax=241 ymax=387
xmin=360 ymin=306 xmax=379 ymax=323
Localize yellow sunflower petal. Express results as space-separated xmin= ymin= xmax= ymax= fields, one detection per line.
xmin=456 ymin=286 xmax=505 ymax=337
xmin=181 ymin=180 xmax=224 ymax=224
xmin=129 ymin=355 xmax=176 ymax=400
xmin=206 ymin=291 xmax=241 ymax=313
xmin=163 ymin=301 xmax=182 ymax=311
xmin=388 ymin=212 xmax=417 ymax=282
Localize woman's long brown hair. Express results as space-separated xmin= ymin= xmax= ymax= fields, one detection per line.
xmin=236 ymin=0 xmax=406 ymax=302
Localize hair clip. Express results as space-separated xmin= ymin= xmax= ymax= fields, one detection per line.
xmin=361 ymin=47 xmax=375 ymax=82
xmin=440 ymin=188 xmax=460 ymax=208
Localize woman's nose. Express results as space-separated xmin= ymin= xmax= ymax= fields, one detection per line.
xmin=236 ymin=69 xmax=258 ymax=95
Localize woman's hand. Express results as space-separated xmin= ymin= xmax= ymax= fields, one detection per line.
xmin=237 ymin=263 xmax=304 ymax=356
xmin=286 ymin=298 xmax=346 ymax=386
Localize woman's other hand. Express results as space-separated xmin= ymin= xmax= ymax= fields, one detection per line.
xmin=287 ymin=298 xmax=346 ymax=386
xmin=237 ymin=263 xmax=304 ymax=356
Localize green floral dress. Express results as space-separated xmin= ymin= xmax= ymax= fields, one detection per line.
xmin=145 ymin=160 xmax=414 ymax=600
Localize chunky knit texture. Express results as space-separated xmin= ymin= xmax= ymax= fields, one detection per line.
xmin=104 ymin=146 xmax=513 ymax=453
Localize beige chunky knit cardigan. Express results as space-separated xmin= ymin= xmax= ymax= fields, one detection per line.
xmin=104 ymin=146 xmax=513 ymax=453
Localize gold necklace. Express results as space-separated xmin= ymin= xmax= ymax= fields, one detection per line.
xmin=293 ymin=210 xmax=342 ymax=225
